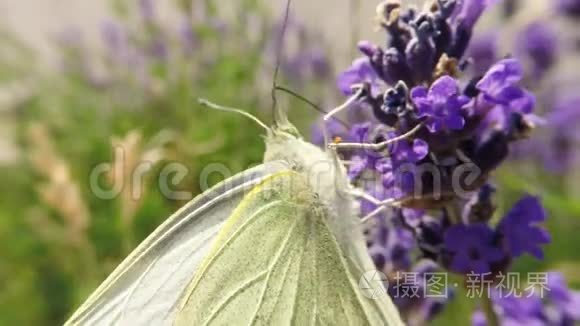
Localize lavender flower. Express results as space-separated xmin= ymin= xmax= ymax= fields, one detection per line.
xmin=452 ymin=0 xmax=500 ymax=31
xmin=449 ymin=0 xmax=500 ymax=58
xmin=542 ymin=96 xmax=580 ymax=172
xmin=101 ymin=20 xmax=127 ymax=54
xmin=476 ymin=59 xmax=536 ymax=129
xmin=557 ymin=0 xmax=580 ymax=16
xmin=472 ymin=292 xmax=545 ymax=325
xmin=138 ymin=0 xmax=155 ymax=22
xmin=466 ymin=32 xmax=498 ymax=76
xmin=476 ymin=58 xmax=534 ymax=113
xmin=411 ymin=75 xmax=469 ymax=133
xmin=178 ymin=19 xmax=197 ymax=56
xmin=472 ymin=272 xmax=580 ymax=325
xmin=545 ymin=272 xmax=580 ymax=324
xmin=337 ymin=57 xmax=382 ymax=96
xmin=516 ymin=22 xmax=558 ymax=78
xmin=497 ymin=195 xmax=550 ymax=259
xmin=322 ymin=1 xmax=558 ymax=323
xmin=444 ymin=223 xmax=504 ymax=274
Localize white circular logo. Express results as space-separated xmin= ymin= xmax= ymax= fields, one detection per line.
xmin=359 ymin=270 xmax=389 ymax=299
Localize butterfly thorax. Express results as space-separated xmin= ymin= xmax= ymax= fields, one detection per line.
xmin=264 ymin=128 xmax=361 ymax=242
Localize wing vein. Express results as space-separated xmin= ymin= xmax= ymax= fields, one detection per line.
xmin=202 ymin=270 xmax=269 ymax=326
xmin=114 ymin=255 xmax=159 ymax=324
xmin=249 ymin=211 xmax=299 ymax=325
xmin=319 ymin=217 xmax=376 ymax=325
xmin=310 ymin=217 xmax=318 ymax=326
xmin=68 ymin=176 xmax=266 ymax=323
xmin=289 ymin=212 xmax=308 ymax=325
xmin=184 ymin=200 xmax=283 ymax=299
xmin=338 ymin=292 xmax=352 ymax=326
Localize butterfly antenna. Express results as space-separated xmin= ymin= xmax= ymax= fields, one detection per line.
xmin=271 ymin=0 xmax=292 ymax=127
xmin=198 ymin=98 xmax=270 ymax=132
xmin=274 ymin=85 xmax=350 ymax=128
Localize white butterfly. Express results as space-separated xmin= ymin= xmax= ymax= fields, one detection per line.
xmin=65 ymin=90 xmax=404 ymax=325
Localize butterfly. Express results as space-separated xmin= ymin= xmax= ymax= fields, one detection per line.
xmin=65 ymin=0 xmax=403 ymax=323
xmin=64 ymin=90 xmax=404 ymax=325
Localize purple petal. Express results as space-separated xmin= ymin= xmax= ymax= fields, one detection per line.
xmin=411 ymin=86 xmax=429 ymax=101
xmin=357 ymin=40 xmax=377 ymax=57
xmin=429 ymin=75 xmax=459 ymax=99
xmin=415 ymin=100 xmax=434 ymax=117
xmin=470 ymin=260 xmax=490 ymax=274
xmin=565 ymin=291 xmax=580 ymax=319
xmin=412 ymin=139 xmax=429 ymax=161
xmin=496 ymin=58 xmax=524 ymax=84
xmin=444 ymin=224 xmax=467 ymax=249
xmin=426 ymin=120 xmax=443 ymax=133
xmin=510 ymin=196 xmax=546 ymax=223
xmin=495 ymin=85 xmax=526 ymax=106
xmin=348 ymin=155 xmax=368 ymax=179
xmin=484 ymin=246 xmax=505 ymax=262
xmin=336 ymin=57 xmax=377 ymax=95
xmin=445 ymin=114 xmax=466 ymax=130
xmin=402 ymin=208 xmax=424 ymax=228
xmin=350 ymin=122 xmax=371 ymax=142
xmin=529 ymin=247 xmax=544 ymax=259
xmin=511 ymin=90 xmax=536 ymax=114
xmin=453 ymin=0 xmax=500 ymax=29
xmin=477 ymin=58 xmax=523 ymax=94
xmin=450 ymin=252 xmax=472 ymax=272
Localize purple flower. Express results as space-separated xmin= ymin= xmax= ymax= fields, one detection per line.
xmin=101 ymin=20 xmax=127 ymax=54
xmin=401 ymin=208 xmax=425 ymax=228
xmin=472 ymin=290 xmax=546 ymax=326
xmin=444 ymin=223 xmax=504 ymax=274
xmin=466 ymin=32 xmax=498 ymax=76
xmin=452 ymin=0 xmax=500 ymax=29
xmin=337 ymin=57 xmax=381 ymax=96
xmin=541 ymin=96 xmax=580 ymax=172
xmin=138 ymin=0 xmax=155 ymax=22
xmin=543 ymin=272 xmax=580 ymax=323
xmin=477 ymin=58 xmax=522 ymax=97
xmin=497 ymin=196 xmax=550 ymax=259
xmin=308 ymin=48 xmax=331 ymax=79
xmin=557 ymin=0 xmax=580 ymax=16
xmin=367 ymin=206 xmax=416 ymax=270
xmin=343 ymin=123 xmax=384 ymax=179
xmin=179 ymin=19 xmax=197 ymax=56
xmin=516 ymin=22 xmax=558 ymax=78
xmin=473 ymin=273 xmax=580 ymax=325
xmin=547 ymin=96 xmax=580 ymax=141
xmin=389 ymin=136 xmax=430 ymax=164
xmin=476 ymin=59 xmax=536 ymax=131
xmin=411 ymin=76 xmax=470 ymax=133
xmin=477 ymin=59 xmax=535 ymax=113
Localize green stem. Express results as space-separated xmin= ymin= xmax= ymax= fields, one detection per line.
xmin=481 ymin=291 xmax=500 ymax=326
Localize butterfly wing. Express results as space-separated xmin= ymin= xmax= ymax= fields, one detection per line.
xmin=175 ymin=171 xmax=404 ymax=325
xmin=65 ymin=161 xmax=289 ymax=326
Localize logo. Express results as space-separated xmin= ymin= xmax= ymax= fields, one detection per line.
xmin=359 ymin=270 xmax=389 ymax=299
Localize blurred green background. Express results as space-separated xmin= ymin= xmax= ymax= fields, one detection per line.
xmin=0 ymin=1 xmax=331 ymax=324
xmin=0 ymin=0 xmax=578 ymax=325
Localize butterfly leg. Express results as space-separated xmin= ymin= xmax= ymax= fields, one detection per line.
xmin=328 ymin=123 xmax=424 ymax=151
xmin=321 ymin=86 xmax=364 ymax=147
xmin=350 ymin=189 xmax=400 ymax=224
